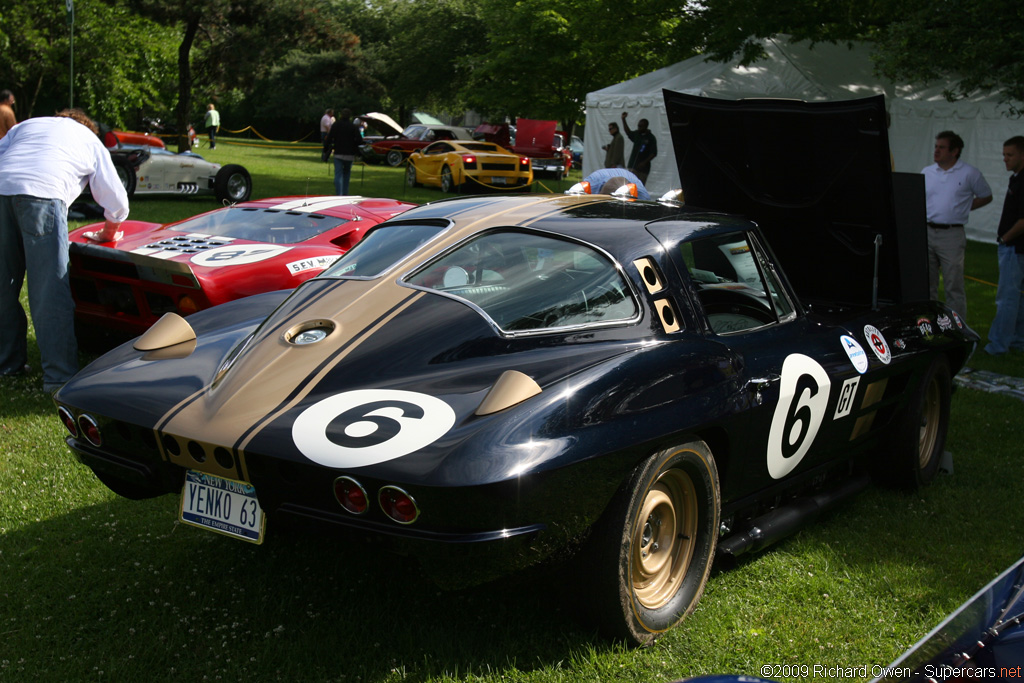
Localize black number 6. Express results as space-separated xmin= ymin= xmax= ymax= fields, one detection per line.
xmin=325 ymin=400 xmax=425 ymax=449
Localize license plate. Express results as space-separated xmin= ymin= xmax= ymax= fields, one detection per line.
xmin=180 ymin=470 xmax=265 ymax=544
xmin=491 ymin=176 xmax=507 ymax=185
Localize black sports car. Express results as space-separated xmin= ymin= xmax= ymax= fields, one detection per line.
xmin=53 ymin=93 xmax=977 ymax=644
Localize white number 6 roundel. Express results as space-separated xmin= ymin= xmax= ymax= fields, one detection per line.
xmin=767 ymin=354 xmax=831 ymax=479
xmin=293 ymin=390 xmax=456 ymax=468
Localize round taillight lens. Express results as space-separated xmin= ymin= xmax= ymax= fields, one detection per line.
xmin=58 ymin=406 xmax=78 ymax=438
xmin=334 ymin=476 xmax=368 ymax=515
xmin=77 ymin=415 xmax=102 ymax=447
xmin=378 ymin=486 xmax=419 ymax=525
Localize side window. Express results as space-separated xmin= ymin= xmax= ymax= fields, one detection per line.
xmin=681 ymin=232 xmax=794 ymax=334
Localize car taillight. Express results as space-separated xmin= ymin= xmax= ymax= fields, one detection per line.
xmin=379 ymin=486 xmax=419 ymax=524
xmin=77 ymin=415 xmax=102 ymax=447
xmin=177 ymin=296 xmax=199 ymax=315
xmin=334 ymin=476 xmax=369 ymax=515
xmin=519 ymin=157 xmax=530 ymax=167
xmin=461 ymin=155 xmax=477 ymax=169
xmin=58 ymin=406 xmax=78 ymax=438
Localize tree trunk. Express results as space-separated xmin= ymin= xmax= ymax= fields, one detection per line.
xmin=175 ymin=16 xmax=200 ymax=152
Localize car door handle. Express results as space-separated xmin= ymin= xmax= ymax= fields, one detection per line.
xmin=745 ymin=374 xmax=780 ymax=405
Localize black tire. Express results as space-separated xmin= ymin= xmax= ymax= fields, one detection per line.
xmin=406 ymin=162 xmax=420 ymax=187
xmin=589 ymin=440 xmax=720 ymax=645
xmin=875 ymin=357 xmax=951 ymax=490
xmin=440 ymin=165 xmax=459 ymax=193
xmin=386 ymin=148 xmax=404 ymax=167
xmin=113 ymin=160 xmax=137 ymax=198
xmin=214 ymin=164 xmax=252 ymax=203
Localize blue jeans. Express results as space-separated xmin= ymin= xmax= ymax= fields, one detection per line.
xmin=333 ymin=157 xmax=354 ymax=196
xmin=985 ymin=244 xmax=1024 ymax=354
xmin=0 ymin=195 xmax=78 ymax=391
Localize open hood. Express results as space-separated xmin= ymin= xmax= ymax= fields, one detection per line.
xmin=664 ymin=90 xmax=927 ymax=308
xmin=358 ymin=112 xmax=403 ymax=137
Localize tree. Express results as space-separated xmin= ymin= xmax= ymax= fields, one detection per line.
xmin=0 ymin=0 xmax=177 ymax=125
xmin=462 ymin=0 xmax=682 ymax=134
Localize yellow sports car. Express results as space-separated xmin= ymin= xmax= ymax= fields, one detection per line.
xmin=406 ymin=140 xmax=533 ymax=193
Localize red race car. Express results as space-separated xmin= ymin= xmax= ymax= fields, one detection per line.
xmin=69 ymin=196 xmax=416 ymax=344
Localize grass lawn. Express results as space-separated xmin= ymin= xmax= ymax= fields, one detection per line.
xmin=2 ymin=137 xmax=1023 ymax=682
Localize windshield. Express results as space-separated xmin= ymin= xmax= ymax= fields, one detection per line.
xmin=319 ymin=221 xmax=449 ymax=278
xmin=405 ymin=230 xmax=637 ymax=333
xmin=161 ymin=207 xmax=350 ymax=245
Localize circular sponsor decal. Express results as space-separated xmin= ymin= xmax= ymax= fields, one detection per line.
xmin=863 ymin=324 xmax=891 ymax=364
xmin=292 ymin=389 xmax=456 ymax=468
xmin=767 ymin=354 xmax=832 ymax=479
xmin=191 ymin=244 xmax=291 ymax=267
xmin=840 ymin=335 xmax=869 ymax=374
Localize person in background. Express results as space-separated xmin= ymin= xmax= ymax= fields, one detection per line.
xmin=0 ymin=109 xmax=129 ymax=393
xmin=322 ymin=108 xmax=363 ymax=196
xmin=922 ymin=130 xmax=992 ymax=322
xmin=602 ymin=121 xmax=625 ymax=168
xmin=320 ymin=108 xmax=335 ymax=142
xmin=985 ymin=136 xmax=1024 ymax=355
xmin=620 ymin=111 xmax=657 ymax=183
xmin=0 ymin=90 xmax=16 ymax=139
xmin=204 ymin=103 xmax=220 ymax=149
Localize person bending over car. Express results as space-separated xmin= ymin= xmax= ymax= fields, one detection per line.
xmin=0 ymin=108 xmax=129 ymax=393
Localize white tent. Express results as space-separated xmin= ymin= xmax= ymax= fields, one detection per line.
xmin=584 ymin=37 xmax=1023 ymax=242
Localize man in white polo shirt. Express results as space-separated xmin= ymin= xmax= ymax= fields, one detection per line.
xmin=922 ymin=130 xmax=993 ymax=322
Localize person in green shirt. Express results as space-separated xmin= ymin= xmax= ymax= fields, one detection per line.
xmin=204 ymin=103 xmax=220 ymax=149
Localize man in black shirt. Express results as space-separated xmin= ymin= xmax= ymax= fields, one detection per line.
xmin=985 ymin=135 xmax=1024 ymax=355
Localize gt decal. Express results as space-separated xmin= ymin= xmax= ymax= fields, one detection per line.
xmin=834 ymin=376 xmax=860 ymax=419
xmin=767 ymin=354 xmax=831 ymax=479
xmin=190 ymin=244 xmax=291 ymax=267
xmin=292 ymin=390 xmax=456 ymax=468
xmin=840 ymin=335 xmax=868 ymax=374
xmin=863 ymin=325 xmax=891 ymax=364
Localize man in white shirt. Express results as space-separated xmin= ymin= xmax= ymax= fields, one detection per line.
xmin=922 ymin=130 xmax=993 ymax=322
xmin=320 ymin=109 xmax=335 ymax=142
xmin=0 ymin=109 xmax=130 ymax=393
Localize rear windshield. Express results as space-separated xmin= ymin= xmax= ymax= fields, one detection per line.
xmin=405 ymin=229 xmax=638 ymax=333
xmin=319 ymin=222 xmax=449 ymax=279
xmin=162 ymin=207 xmax=349 ymax=245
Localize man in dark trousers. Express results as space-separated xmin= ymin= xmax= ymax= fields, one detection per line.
xmin=322 ymin=108 xmax=364 ymax=196
xmin=985 ymin=135 xmax=1024 ymax=355
xmin=621 ymin=111 xmax=657 ymax=183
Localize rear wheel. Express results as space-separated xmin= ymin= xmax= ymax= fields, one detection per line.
xmin=875 ymin=357 xmax=951 ymax=489
xmin=386 ymin=148 xmax=404 ymax=167
xmin=440 ymin=165 xmax=459 ymax=193
xmin=588 ymin=439 xmax=720 ymax=645
xmin=214 ymin=164 xmax=252 ymax=203
xmin=113 ymin=160 xmax=137 ymax=198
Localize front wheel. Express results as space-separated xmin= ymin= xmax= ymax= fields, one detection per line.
xmin=214 ymin=164 xmax=252 ymax=203
xmin=406 ymin=162 xmax=420 ymax=187
xmin=386 ymin=149 xmax=404 ymax=167
xmin=588 ymin=439 xmax=720 ymax=645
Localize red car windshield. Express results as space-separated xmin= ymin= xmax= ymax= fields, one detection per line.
xmin=160 ymin=207 xmax=350 ymax=245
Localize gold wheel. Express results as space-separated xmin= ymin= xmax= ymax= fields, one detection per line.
xmin=631 ymin=469 xmax=698 ymax=610
xmin=918 ymin=375 xmax=941 ymax=470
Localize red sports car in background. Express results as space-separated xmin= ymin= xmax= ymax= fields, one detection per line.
xmin=69 ymin=196 xmax=416 ymax=344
